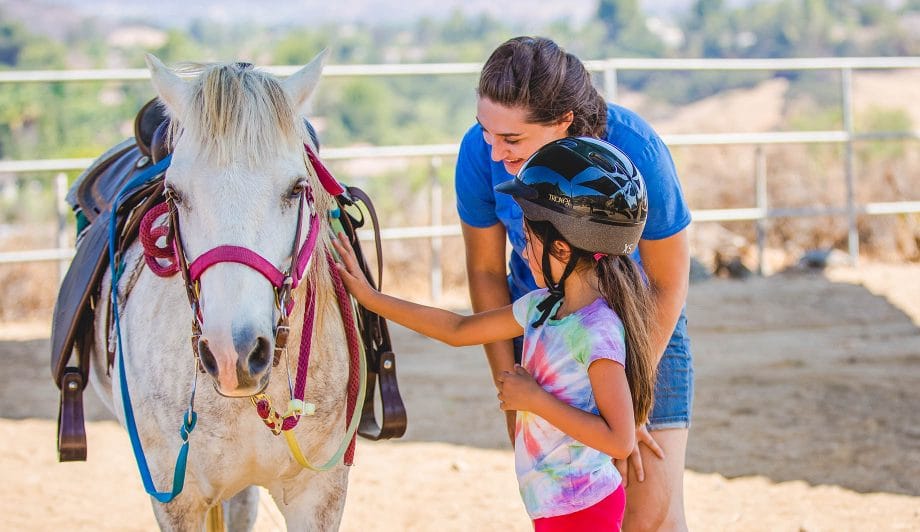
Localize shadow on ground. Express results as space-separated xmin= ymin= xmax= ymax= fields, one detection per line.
xmin=0 ymin=337 xmax=114 ymax=422
xmin=685 ymin=271 xmax=920 ymax=496
xmin=2 ymin=269 xmax=918 ymax=497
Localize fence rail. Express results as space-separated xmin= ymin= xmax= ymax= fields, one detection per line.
xmin=1 ymin=56 xmax=919 ymax=299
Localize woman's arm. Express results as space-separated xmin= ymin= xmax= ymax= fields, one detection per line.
xmin=614 ymin=230 xmax=688 ymax=481
xmin=638 ymin=229 xmax=690 ymax=363
xmin=333 ymin=232 xmax=523 ymax=347
xmin=462 ymin=221 xmax=520 ymax=443
xmin=498 ymin=361 xmax=636 ymax=459
xmin=461 ymin=222 xmax=518 ymax=379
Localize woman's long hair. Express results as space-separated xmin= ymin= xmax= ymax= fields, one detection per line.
xmin=526 ymin=219 xmax=657 ymax=424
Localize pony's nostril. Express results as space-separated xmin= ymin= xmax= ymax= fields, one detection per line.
xmin=197 ymin=338 xmax=219 ymax=375
xmin=247 ymin=336 xmax=273 ymax=375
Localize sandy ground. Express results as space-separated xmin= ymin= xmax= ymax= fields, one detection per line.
xmin=1 ymin=262 xmax=919 ymax=531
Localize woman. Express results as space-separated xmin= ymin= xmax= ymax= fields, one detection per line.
xmin=454 ymin=36 xmax=692 ymax=530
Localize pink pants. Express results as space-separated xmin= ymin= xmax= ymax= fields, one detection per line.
xmin=533 ymin=484 xmax=626 ymax=532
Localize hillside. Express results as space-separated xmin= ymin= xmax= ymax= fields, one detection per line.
xmin=614 ymin=69 xmax=920 ymax=273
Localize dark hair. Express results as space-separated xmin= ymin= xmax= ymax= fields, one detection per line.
xmin=525 ymin=218 xmax=656 ymax=424
xmin=478 ymin=36 xmax=607 ymax=138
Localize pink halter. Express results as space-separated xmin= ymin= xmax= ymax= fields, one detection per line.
xmin=140 ymin=143 xmax=338 ymax=293
xmin=184 ymin=143 xmax=333 ymax=292
xmin=139 ymin=142 xmax=343 ymax=333
xmin=187 ymin=208 xmax=319 ymax=291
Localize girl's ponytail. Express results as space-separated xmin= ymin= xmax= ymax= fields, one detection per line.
xmin=596 ymin=255 xmax=657 ymax=424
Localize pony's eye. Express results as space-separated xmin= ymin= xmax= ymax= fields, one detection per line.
xmin=288 ymin=179 xmax=308 ymax=199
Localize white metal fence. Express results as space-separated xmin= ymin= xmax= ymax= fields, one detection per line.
xmin=1 ymin=57 xmax=919 ymax=299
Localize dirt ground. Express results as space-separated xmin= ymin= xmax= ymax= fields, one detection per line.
xmin=1 ymin=262 xmax=919 ymax=531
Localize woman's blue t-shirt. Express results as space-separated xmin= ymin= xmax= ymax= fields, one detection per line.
xmin=455 ymin=102 xmax=692 ymax=303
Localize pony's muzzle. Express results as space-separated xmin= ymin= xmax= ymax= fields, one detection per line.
xmin=197 ymin=331 xmax=273 ymax=396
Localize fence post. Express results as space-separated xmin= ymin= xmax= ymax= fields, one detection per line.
xmin=429 ymin=157 xmax=443 ymax=305
xmin=55 ymin=172 xmax=69 ymax=283
xmin=603 ymin=65 xmax=618 ymax=103
xmin=755 ymin=146 xmax=767 ymax=275
xmin=841 ymin=67 xmax=859 ymax=265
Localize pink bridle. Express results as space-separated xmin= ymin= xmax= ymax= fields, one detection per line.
xmin=138 ymin=143 xmax=362 ymax=464
xmin=140 ymin=143 xmax=340 ymax=366
xmin=187 ymin=141 xmax=343 ymax=296
xmin=184 ymin=183 xmax=319 ymax=323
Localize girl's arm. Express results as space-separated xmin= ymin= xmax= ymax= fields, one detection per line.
xmin=332 ymin=232 xmax=523 ymax=347
xmin=499 ymin=360 xmax=636 ymax=459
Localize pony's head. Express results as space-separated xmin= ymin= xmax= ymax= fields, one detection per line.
xmin=145 ymin=51 xmax=333 ymax=397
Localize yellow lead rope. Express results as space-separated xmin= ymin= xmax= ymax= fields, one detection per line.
xmin=282 ymin=328 xmax=366 ymax=471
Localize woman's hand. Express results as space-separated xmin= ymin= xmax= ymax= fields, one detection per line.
xmin=497 ymin=364 xmax=546 ymax=412
xmin=614 ymin=424 xmax=665 ymax=485
xmin=331 ymin=232 xmax=376 ymax=303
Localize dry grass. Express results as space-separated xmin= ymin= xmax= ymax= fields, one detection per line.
xmin=0 ymin=229 xmax=61 ymax=322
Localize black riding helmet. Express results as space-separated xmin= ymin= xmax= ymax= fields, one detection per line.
xmin=495 ymin=137 xmax=648 ymax=327
xmin=495 ymin=136 xmax=648 ymax=256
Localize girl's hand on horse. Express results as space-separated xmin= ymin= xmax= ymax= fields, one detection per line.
xmin=497 ymin=364 xmax=546 ymax=412
xmin=332 ymin=232 xmax=375 ymax=302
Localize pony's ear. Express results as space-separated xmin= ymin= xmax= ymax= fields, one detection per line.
xmin=145 ymin=53 xmax=188 ymax=119
xmin=281 ymin=48 xmax=329 ymax=116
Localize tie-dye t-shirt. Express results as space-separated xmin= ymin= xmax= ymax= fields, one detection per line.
xmin=511 ymin=288 xmax=627 ymax=519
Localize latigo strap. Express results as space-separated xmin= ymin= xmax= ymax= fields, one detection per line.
xmin=336 ymin=187 xmax=407 ymax=440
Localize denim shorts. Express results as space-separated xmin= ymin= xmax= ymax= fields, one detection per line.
xmin=513 ymin=313 xmax=694 ymax=431
xmin=647 ymin=313 xmax=693 ymax=430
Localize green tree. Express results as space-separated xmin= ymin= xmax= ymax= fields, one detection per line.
xmin=857 ymin=107 xmax=912 ymax=162
xmin=274 ymin=31 xmax=330 ymax=65
xmin=152 ymin=30 xmax=204 ymax=64
xmin=0 ymin=20 xmax=28 ymax=66
xmin=597 ymin=0 xmax=642 ymax=40
xmin=683 ymin=0 xmax=728 ymax=57
xmin=596 ymin=0 xmax=664 ymax=56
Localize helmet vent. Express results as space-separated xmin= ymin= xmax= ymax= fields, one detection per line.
xmin=558 ymin=138 xmax=579 ymax=149
xmin=588 ymin=151 xmax=615 ymax=172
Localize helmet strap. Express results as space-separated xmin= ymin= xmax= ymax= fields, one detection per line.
xmin=532 ymin=240 xmax=578 ymax=328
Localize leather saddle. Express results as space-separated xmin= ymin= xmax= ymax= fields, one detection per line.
xmin=51 ymin=99 xmax=406 ymax=462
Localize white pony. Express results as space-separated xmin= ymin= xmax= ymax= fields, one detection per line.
xmin=89 ymin=51 xmax=356 ymax=530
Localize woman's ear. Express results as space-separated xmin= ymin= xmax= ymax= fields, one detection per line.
xmin=555 ymin=111 xmax=574 ymax=135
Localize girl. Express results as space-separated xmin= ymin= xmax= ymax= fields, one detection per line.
xmin=333 ymin=137 xmax=657 ymax=530
xmin=456 ymin=36 xmax=692 ymax=531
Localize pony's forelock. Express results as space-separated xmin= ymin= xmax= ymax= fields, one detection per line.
xmin=164 ymin=60 xmax=336 ymax=309
xmin=168 ymin=62 xmax=309 ymax=168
